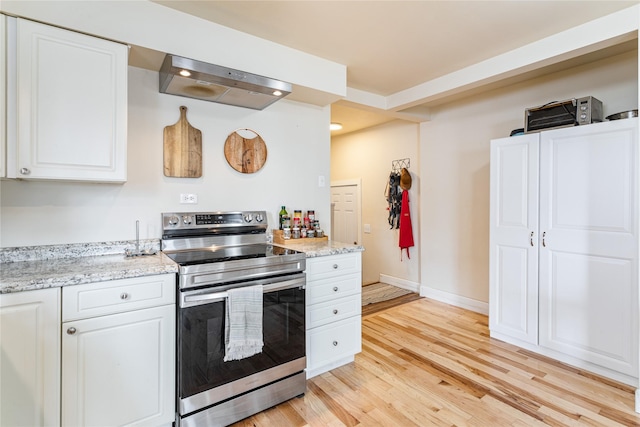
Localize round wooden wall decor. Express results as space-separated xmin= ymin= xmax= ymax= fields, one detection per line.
xmin=223 ymin=129 xmax=267 ymax=174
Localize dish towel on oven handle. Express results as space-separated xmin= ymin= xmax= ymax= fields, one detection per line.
xmin=223 ymin=285 xmax=264 ymax=361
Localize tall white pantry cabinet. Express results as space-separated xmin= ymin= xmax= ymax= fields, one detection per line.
xmin=489 ymin=118 xmax=639 ymax=387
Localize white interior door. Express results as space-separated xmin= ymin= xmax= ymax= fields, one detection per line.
xmin=538 ymin=119 xmax=638 ymax=377
xmin=331 ymin=181 xmax=360 ymax=245
xmin=489 ymin=134 xmax=539 ymax=345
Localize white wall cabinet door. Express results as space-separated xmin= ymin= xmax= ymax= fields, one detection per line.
xmin=0 ymin=288 xmax=61 ymax=427
xmin=489 ymin=134 xmax=539 ymax=345
xmin=1 ymin=14 xmax=6 ymax=178
xmin=538 ymin=119 xmax=639 ymax=378
xmin=11 ymin=18 xmax=127 ymax=182
xmin=62 ymin=305 xmax=175 ymax=427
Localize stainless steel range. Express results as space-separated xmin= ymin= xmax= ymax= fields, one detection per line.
xmin=161 ymin=211 xmax=307 ymax=427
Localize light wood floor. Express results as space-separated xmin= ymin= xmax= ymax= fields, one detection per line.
xmin=232 ymin=298 xmax=640 ymax=426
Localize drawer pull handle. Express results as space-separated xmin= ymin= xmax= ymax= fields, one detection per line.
xmin=67 ymin=327 xmax=77 ymax=335
xmin=19 ymin=167 xmax=31 ymax=175
xmin=333 ymin=341 xmax=338 ymax=346
xmin=333 ymin=309 xmax=338 ymax=315
xmin=333 ymin=264 xmax=338 ymax=269
xmin=120 ymin=293 xmax=129 ymax=300
xmin=333 ymin=286 xmax=339 ymax=292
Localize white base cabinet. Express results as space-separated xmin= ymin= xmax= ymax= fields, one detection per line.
xmin=62 ymin=275 xmax=176 ymax=427
xmin=305 ymin=252 xmax=362 ymax=379
xmin=0 ymin=288 xmax=61 ymax=427
xmin=490 ymin=118 xmax=639 ymax=385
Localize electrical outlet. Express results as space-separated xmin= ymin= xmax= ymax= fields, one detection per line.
xmin=180 ymin=193 xmax=198 ymax=204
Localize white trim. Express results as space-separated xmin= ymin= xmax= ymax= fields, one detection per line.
xmin=379 ymin=274 xmax=420 ymax=293
xmin=420 ymin=286 xmax=488 ymax=315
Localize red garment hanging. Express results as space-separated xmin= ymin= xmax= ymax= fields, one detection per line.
xmin=399 ymin=190 xmax=414 ymax=260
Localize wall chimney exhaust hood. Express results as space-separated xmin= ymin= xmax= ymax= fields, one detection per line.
xmin=159 ymin=54 xmax=291 ymax=110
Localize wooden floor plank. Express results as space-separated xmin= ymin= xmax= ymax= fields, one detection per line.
xmin=230 ymin=297 xmax=640 ymax=427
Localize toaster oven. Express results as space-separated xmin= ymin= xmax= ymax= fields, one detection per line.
xmin=524 ymin=96 xmax=603 ymax=133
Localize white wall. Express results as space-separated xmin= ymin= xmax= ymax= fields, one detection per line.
xmin=0 ymin=67 xmax=331 ymax=247
xmin=331 ymin=120 xmax=420 ymax=286
xmin=421 ymin=50 xmax=638 ymax=305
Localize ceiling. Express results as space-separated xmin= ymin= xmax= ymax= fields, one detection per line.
xmin=150 ymin=1 xmax=638 ymax=135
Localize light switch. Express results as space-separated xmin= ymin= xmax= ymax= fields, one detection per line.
xmin=364 ymin=224 xmax=371 ymax=233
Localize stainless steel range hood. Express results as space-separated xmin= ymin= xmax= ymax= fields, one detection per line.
xmin=159 ymin=54 xmax=291 ymax=110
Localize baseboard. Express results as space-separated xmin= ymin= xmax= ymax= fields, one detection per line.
xmin=379 ymin=274 xmax=420 ymax=293
xmin=419 ymin=285 xmax=488 ymax=315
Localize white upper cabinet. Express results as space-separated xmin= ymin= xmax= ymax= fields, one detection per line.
xmin=8 ymin=18 xmax=128 ymax=182
xmin=1 ymin=14 xmax=6 ymax=178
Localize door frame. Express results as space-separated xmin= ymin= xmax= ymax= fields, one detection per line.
xmin=330 ymin=179 xmax=362 ymax=246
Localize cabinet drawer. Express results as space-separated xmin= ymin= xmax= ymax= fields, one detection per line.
xmin=307 ymin=253 xmax=360 ymax=281
xmin=307 ymin=316 xmax=361 ymax=370
xmin=306 ymin=273 xmax=360 ymax=304
xmin=62 ymin=274 xmax=175 ymax=321
xmin=308 ymin=293 xmax=361 ymax=329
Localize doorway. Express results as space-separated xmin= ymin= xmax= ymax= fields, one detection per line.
xmin=330 ymin=180 xmax=361 ymax=245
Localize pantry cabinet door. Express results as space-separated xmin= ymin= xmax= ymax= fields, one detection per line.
xmin=489 ymin=134 xmax=539 ymax=345
xmin=14 ymin=18 xmax=127 ymax=182
xmin=538 ymin=119 xmax=638 ymax=377
xmin=0 ymin=288 xmax=61 ymax=427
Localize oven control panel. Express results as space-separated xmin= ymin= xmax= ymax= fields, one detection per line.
xmin=162 ymin=211 xmax=267 ymax=231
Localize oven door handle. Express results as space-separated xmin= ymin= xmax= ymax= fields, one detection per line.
xmin=183 ymin=277 xmax=305 ymax=304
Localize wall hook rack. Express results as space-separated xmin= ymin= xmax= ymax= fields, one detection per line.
xmin=392 ymin=158 xmax=410 ymax=171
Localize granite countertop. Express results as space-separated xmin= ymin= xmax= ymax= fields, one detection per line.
xmin=0 ymin=238 xmax=363 ymax=294
xmin=0 ymin=240 xmax=178 ymax=294
xmin=276 ymin=239 xmax=365 ymax=257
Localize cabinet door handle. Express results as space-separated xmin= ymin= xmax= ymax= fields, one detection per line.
xmin=333 ymin=264 xmax=339 ymax=269
xmin=333 ymin=309 xmax=338 ymax=315
xmin=333 ymin=286 xmax=339 ymax=292
xmin=67 ymin=327 xmax=77 ymax=335
xmin=120 ymin=292 xmax=129 ymax=300
xmin=530 ymin=231 xmax=534 ymax=247
xmin=333 ymin=341 xmax=338 ymax=346
xmin=542 ymin=231 xmax=546 ymax=247
xmin=19 ymin=167 xmax=31 ymax=175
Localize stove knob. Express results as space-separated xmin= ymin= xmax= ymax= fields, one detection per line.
xmin=244 ymin=214 xmax=253 ymax=223
xmin=168 ymin=215 xmax=180 ymax=226
xmin=255 ymin=214 xmax=264 ymax=223
xmin=182 ymin=215 xmax=193 ymax=225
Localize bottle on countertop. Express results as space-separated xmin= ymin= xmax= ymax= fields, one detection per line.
xmin=279 ymin=206 xmax=288 ymax=230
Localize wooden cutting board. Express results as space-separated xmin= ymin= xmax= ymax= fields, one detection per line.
xmin=224 ymin=130 xmax=267 ymax=174
xmin=163 ymin=106 xmax=202 ymax=178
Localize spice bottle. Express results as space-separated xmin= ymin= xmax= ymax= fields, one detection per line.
xmin=279 ymin=206 xmax=288 ymax=230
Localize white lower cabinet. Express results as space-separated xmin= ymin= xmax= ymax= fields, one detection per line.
xmin=0 ymin=288 xmax=61 ymax=427
xmin=306 ymin=252 xmax=362 ymax=378
xmin=490 ymin=119 xmax=639 ymax=385
xmin=62 ymin=275 xmax=176 ymax=427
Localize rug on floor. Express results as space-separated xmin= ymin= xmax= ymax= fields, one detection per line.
xmin=362 ymin=282 xmax=413 ymax=306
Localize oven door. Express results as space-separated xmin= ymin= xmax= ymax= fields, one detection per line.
xmin=177 ymin=273 xmax=306 ymax=417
